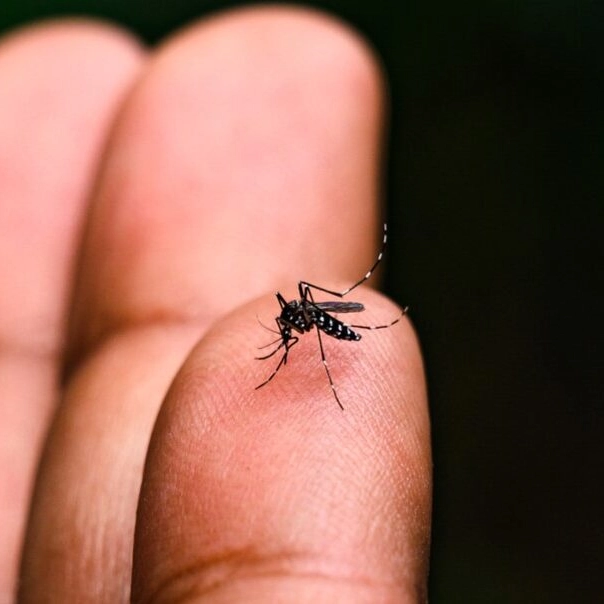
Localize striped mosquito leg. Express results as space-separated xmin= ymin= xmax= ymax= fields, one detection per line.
xmin=339 ymin=223 xmax=388 ymax=296
xmin=255 ymin=351 xmax=288 ymax=390
xmin=315 ymin=327 xmax=344 ymax=410
xmin=299 ymin=223 xmax=389 ymax=299
xmin=350 ymin=307 xmax=408 ymax=331
xmin=256 ymin=337 xmax=299 ymax=389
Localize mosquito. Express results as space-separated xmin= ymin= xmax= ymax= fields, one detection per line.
xmin=255 ymin=223 xmax=407 ymax=410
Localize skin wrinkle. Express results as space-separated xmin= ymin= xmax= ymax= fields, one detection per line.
xmin=0 ymin=308 xmax=68 ymax=360
xmin=62 ymin=311 xmax=212 ymax=385
xmin=0 ymin=337 xmax=63 ymax=365
xmin=139 ymin=545 xmax=404 ymax=604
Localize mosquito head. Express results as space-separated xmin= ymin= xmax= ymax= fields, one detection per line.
xmin=275 ymin=319 xmax=294 ymax=341
xmin=277 ymin=299 xmax=310 ymax=335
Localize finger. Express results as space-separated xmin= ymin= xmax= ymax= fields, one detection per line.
xmin=20 ymin=6 xmax=388 ymax=602
xmin=66 ymin=5 xmax=386 ymax=366
xmin=134 ymin=291 xmax=431 ymax=602
xmin=0 ymin=21 xmax=143 ymax=598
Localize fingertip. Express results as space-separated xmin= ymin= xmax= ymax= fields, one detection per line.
xmin=161 ymin=4 xmax=385 ymax=98
xmin=0 ymin=17 xmax=144 ymax=65
xmin=133 ymin=291 xmax=431 ymax=601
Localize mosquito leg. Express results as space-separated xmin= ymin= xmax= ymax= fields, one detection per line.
xmin=255 ymin=352 xmax=287 ymax=389
xmin=350 ymin=307 xmax=408 ymax=330
xmin=256 ymin=318 xmax=287 ymax=357
xmin=255 ymin=337 xmax=299 ymax=389
xmin=299 ymin=223 xmax=388 ymax=299
xmin=315 ymin=327 xmax=344 ymax=411
xmin=255 ymin=339 xmax=285 ymax=360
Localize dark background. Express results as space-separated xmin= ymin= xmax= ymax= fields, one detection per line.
xmin=2 ymin=1 xmax=602 ymax=601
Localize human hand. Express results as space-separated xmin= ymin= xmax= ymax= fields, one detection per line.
xmin=0 ymin=7 xmax=431 ymax=602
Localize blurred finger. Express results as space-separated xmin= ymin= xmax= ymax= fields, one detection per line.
xmin=0 ymin=20 xmax=142 ymax=599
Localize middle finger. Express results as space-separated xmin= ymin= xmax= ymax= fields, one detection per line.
xmin=21 ymin=7 xmax=386 ymax=601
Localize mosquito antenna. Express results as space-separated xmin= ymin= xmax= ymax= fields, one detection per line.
xmin=256 ymin=315 xmax=281 ymax=335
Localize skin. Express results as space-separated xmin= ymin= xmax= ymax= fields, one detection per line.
xmin=0 ymin=6 xmax=431 ymax=603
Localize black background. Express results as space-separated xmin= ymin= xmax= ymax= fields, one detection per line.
xmin=2 ymin=1 xmax=602 ymax=601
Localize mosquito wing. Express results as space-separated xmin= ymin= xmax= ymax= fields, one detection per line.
xmin=312 ymin=301 xmax=365 ymax=313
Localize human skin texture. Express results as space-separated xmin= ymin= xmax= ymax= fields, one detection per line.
xmin=0 ymin=6 xmax=431 ymax=603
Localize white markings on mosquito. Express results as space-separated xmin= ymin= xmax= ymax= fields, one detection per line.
xmin=255 ymin=224 xmax=406 ymax=410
